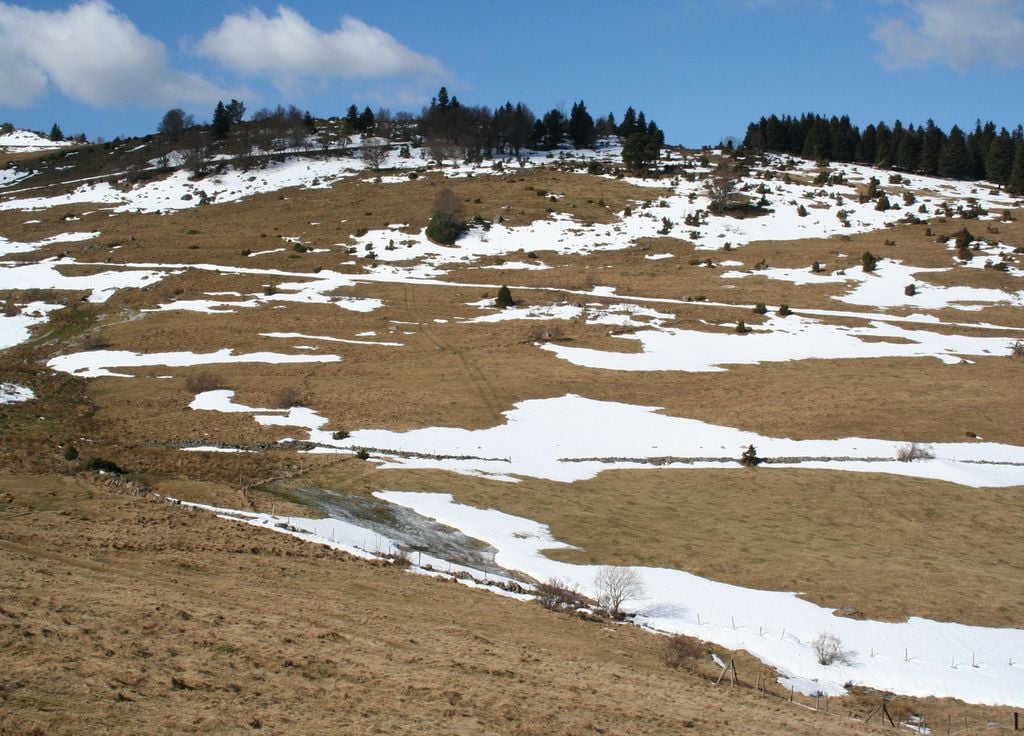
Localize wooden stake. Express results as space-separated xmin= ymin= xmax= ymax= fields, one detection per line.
xmin=882 ymin=701 xmax=896 ymax=727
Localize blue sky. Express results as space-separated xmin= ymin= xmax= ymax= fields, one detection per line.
xmin=1 ymin=0 xmax=1022 ymax=146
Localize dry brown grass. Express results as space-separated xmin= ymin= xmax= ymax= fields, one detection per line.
xmin=1 ymin=472 xmax=887 ymax=736
xmin=3 ymin=156 xmax=1024 ymax=731
xmin=294 ymin=462 xmax=1024 ymax=629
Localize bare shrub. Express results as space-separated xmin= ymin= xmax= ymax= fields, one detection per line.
xmin=706 ymin=158 xmax=741 ymax=213
xmin=1012 ymin=339 xmax=1024 ymax=359
xmin=662 ymin=635 xmax=705 ymax=671
xmin=896 ymin=442 xmax=935 ymax=462
xmin=80 ymin=333 xmax=111 ymax=350
xmin=425 ymin=188 xmax=466 ymax=245
xmin=534 ymin=578 xmax=586 ymax=612
xmin=739 ymin=444 xmax=761 ymax=466
xmin=184 ymin=371 xmax=226 ymax=393
xmin=360 ymin=143 xmax=389 ymax=171
xmin=811 ymin=631 xmax=846 ymax=665
xmin=593 ymin=566 xmax=645 ymax=618
xmin=526 ymin=323 xmax=563 ymax=343
xmin=273 ymin=387 xmax=306 ymax=409
xmin=2 ymin=300 xmax=18 ymax=317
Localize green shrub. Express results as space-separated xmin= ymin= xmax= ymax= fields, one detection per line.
xmin=495 ymin=285 xmax=515 ymax=309
xmin=862 ymin=251 xmax=879 ymax=273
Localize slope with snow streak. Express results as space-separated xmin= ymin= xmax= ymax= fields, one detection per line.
xmin=541 ymin=314 xmax=1018 ymax=372
xmin=185 ymin=391 xmax=1023 ymax=488
xmin=375 ymin=491 xmax=1024 ymax=708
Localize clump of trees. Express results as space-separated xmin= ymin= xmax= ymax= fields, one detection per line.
xmin=743 ymin=113 xmax=1024 ymax=193
xmin=146 ymin=87 xmax=666 ymax=178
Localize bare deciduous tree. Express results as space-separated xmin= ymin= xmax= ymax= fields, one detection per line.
xmin=593 ymin=566 xmax=645 ymax=617
xmin=706 ymin=158 xmax=741 ymax=213
xmin=360 ymin=143 xmax=390 ymax=171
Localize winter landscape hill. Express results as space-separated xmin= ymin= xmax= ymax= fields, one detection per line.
xmin=2 ymin=113 xmax=1024 ymax=735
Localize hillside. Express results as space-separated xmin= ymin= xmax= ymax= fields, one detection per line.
xmin=2 ymin=122 xmax=1023 ymax=733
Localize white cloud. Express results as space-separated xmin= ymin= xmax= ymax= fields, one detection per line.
xmin=872 ymin=0 xmax=1024 ymax=71
xmin=196 ymin=7 xmax=445 ymax=82
xmin=0 ymin=1 xmax=223 ymax=107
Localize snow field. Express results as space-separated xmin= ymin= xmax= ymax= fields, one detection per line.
xmin=185 ymin=391 xmax=1024 ymax=489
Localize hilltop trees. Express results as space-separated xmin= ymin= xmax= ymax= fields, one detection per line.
xmin=743 ymin=113 xmax=1024 ymax=187
xmin=417 ymin=87 xmax=657 ymax=160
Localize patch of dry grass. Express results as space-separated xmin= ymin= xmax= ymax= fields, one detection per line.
xmin=0 ymin=472 xmax=889 ymax=736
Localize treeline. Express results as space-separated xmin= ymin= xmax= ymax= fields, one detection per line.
xmin=415 ymin=86 xmax=664 ymax=163
xmin=154 ymin=87 xmax=667 ymax=172
xmin=742 ymin=114 xmax=1024 ymax=193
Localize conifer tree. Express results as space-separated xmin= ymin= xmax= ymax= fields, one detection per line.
xmin=1008 ymin=140 xmax=1024 ymax=194
xmin=568 ymin=100 xmax=596 ymax=149
xmin=226 ymin=99 xmax=246 ymax=125
xmin=495 ymin=285 xmax=514 ymax=308
xmin=357 ymin=107 xmax=375 ymax=133
xmin=985 ymin=129 xmax=1014 ymax=185
xmin=48 ymin=123 xmax=63 ymax=142
xmin=211 ymin=101 xmax=231 ymax=141
xmin=619 ymin=107 xmax=638 ymax=137
xmin=939 ymin=125 xmax=970 ymax=179
xmin=918 ymin=120 xmax=944 ymax=175
xmin=344 ymin=105 xmax=360 ymax=130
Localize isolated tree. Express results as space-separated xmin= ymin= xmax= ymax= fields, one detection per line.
xmin=0 ymin=122 xmax=13 ymax=135
xmin=158 ymin=108 xmax=193 ymax=141
xmin=425 ymin=188 xmax=466 ymax=245
xmin=48 ymin=123 xmax=63 ymax=142
xmin=862 ymin=251 xmax=879 ymax=273
xmin=593 ymin=566 xmax=645 ymax=618
xmin=361 ymin=143 xmax=389 ymax=171
xmin=706 ymin=158 xmax=741 ymax=212
xmin=739 ymin=444 xmax=761 ymax=466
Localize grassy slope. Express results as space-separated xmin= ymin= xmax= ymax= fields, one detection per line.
xmin=1 ymin=473 xmax=879 ymax=736
xmin=2 ymin=141 xmax=1024 ymax=731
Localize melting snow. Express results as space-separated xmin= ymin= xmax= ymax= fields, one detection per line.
xmin=48 ymin=349 xmax=341 ymax=378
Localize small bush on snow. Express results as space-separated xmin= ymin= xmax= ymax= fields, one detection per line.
xmin=811 ymin=632 xmax=846 ymax=666
xmin=896 ymin=442 xmax=935 ymax=462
